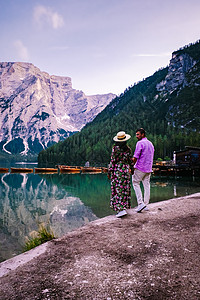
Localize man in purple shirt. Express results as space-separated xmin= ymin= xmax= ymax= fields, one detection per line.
xmin=132 ymin=128 xmax=154 ymax=212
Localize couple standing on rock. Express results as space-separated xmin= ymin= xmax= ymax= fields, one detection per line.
xmin=108 ymin=128 xmax=154 ymax=217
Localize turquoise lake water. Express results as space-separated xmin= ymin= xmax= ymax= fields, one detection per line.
xmin=0 ymin=164 xmax=200 ymax=262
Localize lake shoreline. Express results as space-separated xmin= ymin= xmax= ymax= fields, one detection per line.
xmin=1 ymin=172 xmax=199 ymax=263
xmin=0 ymin=193 xmax=200 ymax=299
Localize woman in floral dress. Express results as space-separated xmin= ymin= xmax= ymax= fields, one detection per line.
xmin=108 ymin=131 xmax=135 ymax=217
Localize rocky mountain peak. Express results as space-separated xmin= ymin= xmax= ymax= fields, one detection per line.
xmin=0 ymin=62 xmax=115 ymax=155
xmin=156 ymin=52 xmax=197 ymax=94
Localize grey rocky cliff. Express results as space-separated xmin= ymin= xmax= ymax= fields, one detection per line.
xmin=0 ymin=62 xmax=115 ymax=154
xmin=155 ymin=50 xmax=200 ymax=129
xmin=156 ymin=53 xmax=197 ymax=94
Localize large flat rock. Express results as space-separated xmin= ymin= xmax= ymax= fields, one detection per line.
xmin=0 ymin=193 xmax=200 ymax=299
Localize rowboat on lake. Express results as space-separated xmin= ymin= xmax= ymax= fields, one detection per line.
xmin=0 ymin=167 xmax=9 ymax=173
xmin=58 ymin=165 xmax=82 ymax=173
xmin=34 ymin=168 xmax=58 ymax=173
xmin=81 ymin=167 xmax=102 ymax=173
xmin=10 ymin=167 xmax=33 ymax=173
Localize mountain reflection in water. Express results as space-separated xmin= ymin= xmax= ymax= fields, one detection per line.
xmin=0 ymin=173 xmax=110 ymax=262
xmin=0 ymin=172 xmax=200 ymax=262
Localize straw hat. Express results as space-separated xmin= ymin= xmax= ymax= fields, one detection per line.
xmin=113 ymin=131 xmax=131 ymax=142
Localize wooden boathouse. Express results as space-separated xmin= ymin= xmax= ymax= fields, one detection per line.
xmin=153 ymin=146 xmax=200 ymax=176
xmin=174 ymin=146 xmax=200 ymax=167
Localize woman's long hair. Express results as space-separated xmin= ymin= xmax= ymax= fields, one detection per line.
xmin=115 ymin=141 xmax=128 ymax=150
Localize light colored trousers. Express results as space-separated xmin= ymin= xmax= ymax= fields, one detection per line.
xmin=132 ymin=169 xmax=151 ymax=206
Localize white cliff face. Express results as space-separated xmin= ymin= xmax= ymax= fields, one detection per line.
xmin=0 ymin=62 xmax=115 ymax=154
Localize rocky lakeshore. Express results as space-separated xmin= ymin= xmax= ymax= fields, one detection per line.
xmin=0 ymin=193 xmax=200 ymax=299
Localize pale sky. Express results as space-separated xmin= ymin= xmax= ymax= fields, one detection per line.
xmin=1 ymin=0 xmax=200 ymax=95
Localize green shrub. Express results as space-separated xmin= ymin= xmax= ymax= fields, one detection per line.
xmin=164 ymin=156 xmax=171 ymax=161
xmin=24 ymin=224 xmax=55 ymax=252
xmin=157 ymin=158 xmax=163 ymax=161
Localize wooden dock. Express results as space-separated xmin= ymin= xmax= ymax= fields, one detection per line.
xmin=152 ymin=164 xmax=200 ymax=176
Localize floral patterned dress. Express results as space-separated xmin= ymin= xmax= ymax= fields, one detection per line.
xmin=108 ymin=145 xmax=135 ymax=212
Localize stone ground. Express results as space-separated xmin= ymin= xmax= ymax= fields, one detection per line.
xmin=0 ymin=193 xmax=200 ymax=300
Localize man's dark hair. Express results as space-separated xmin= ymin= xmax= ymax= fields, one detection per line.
xmin=136 ymin=128 xmax=146 ymax=136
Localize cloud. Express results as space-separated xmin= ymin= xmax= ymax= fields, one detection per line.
xmin=33 ymin=5 xmax=64 ymax=29
xmin=14 ymin=40 xmax=29 ymax=61
xmin=50 ymin=46 xmax=69 ymax=51
xmin=92 ymin=52 xmax=106 ymax=59
xmin=131 ymin=52 xmax=171 ymax=58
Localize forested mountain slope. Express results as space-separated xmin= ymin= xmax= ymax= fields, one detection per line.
xmin=38 ymin=40 xmax=200 ymax=166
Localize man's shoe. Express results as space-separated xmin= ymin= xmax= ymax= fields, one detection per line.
xmin=116 ymin=210 xmax=127 ymax=218
xmin=143 ymin=206 xmax=149 ymax=211
xmin=135 ymin=203 xmax=146 ymax=213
